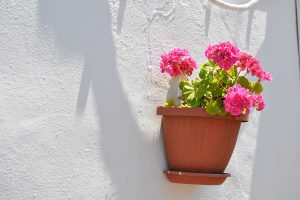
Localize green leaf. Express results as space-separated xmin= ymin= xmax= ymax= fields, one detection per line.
xmin=227 ymin=67 xmax=238 ymax=79
xmin=202 ymin=62 xmax=210 ymax=68
xmin=183 ymin=80 xmax=204 ymax=100
xmin=218 ymin=70 xmax=231 ymax=85
xmin=209 ymin=60 xmax=217 ymax=67
xmin=206 ymin=100 xmax=221 ymax=115
xmin=205 ymin=99 xmax=226 ymax=116
xmin=182 ymin=80 xmax=204 ymax=107
xmin=199 ymin=68 xmax=207 ymax=79
xmin=219 ymin=109 xmax=227 ymax=116
xmin=204 ymin=91 xmax=212 ymax=99
xmin=237 ymin=76 xmax=250 ymax=89
xmin=251 ymin=82 xmax=263 ymax=94
xmin=186 ymin=98 xmax=201 ymax=107
xmin=213 ymin=87 xmax=223 ymax=97
xmin=201 ymin=79 xmax=210 ymax=89
xmin=179 ymin=81 xmax=186 ymax=90
xmin=209 ymin=79 xmax=218 ymax=90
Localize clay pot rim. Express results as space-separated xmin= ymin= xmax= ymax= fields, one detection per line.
xmin=156 ymin=106 xmax=249 ymax=122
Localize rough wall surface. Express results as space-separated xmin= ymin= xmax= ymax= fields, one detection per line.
xmin=0 ymin=0 xmax=299 ymax=199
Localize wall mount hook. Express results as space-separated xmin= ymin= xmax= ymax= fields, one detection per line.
xmin=208 ymin=0 xmax=260 ymax=10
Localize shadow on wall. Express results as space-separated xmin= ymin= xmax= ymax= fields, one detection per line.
xmin=205 ymin=1 xmax=255 ymax=49
xmin=38 ymin=0 xmax=199 ymax=199
xmin=250 ymin=0 xmax=300 ymax=199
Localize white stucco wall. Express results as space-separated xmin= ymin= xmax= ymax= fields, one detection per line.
xmin=0 ymin=0 xmax=299 ymax=199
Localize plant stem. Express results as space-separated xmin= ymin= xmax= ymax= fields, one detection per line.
xmin=235 ymin=69 xmax=242 ymax=84
xmin=242 ymin=71 xmax=248 ymax=77
xmin=175 ymin=64 xmax=189 ymax=81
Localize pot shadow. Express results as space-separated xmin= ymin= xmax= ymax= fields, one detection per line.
xmin=38 ymin=0 xmax=200 ymax=199
xmin=249 ymin=0 xmax=300 ymax=199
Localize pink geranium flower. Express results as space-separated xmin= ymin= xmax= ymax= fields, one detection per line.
xmin=159 ymin=42 xmax=271 ymax=116
xmin=224 ymin=84 xmax=266 ymax=116
xmin=236 ymin=52 xmax=272 ymax=82
xmin=251 ymin=93 xmax=265 ymax=111
xmin=205 ymin=42 xmax=240 ymax=70
xmin=224 ymin=84 xmax=252 ymax=116
xmin=160 ymin=48 xmax=197 ymax=77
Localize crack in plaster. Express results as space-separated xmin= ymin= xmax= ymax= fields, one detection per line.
xmin=142 ymin=0 xmax=176 ymax=100
xmin=148 ymin=0 xmax=176 ymax=25
xmin=142 ymin=0 xmax=176 ymax=67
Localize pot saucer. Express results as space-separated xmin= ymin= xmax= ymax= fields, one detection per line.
xmin=164 ymin=170 xmax=231 ymax=185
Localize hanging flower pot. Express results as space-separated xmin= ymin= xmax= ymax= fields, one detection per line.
xmin=158 ymin=43 xmax=272 ymax=185
xmin=157 ymin=106 xmax=248 ymax=185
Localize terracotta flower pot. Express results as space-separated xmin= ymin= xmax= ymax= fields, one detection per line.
xmin=157 ymin=106 xmax=249 ymax=185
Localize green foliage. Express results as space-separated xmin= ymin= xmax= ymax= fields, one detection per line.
xmin=251 ymin=82 xmax=263 ymax=94
xmin=180 ymin=61 xmax=238 ymax=113
xmin=205 ymin=100 xmax=226 ymax=116
xmin=182 ymin=79 xmax=204 ymax=107
xmin=227 ymin=67 xmax=238 ymax=81
xmin=178 ymin=61 xmax=265 ymax=115
xmin=179 ymin=81 xmax=186 ymax=90
xmin=199 ymin=68 xmax=207 ymax=79
xmin=236 ymin=76 xmax=263 ymax=94
xmin=237 ymin=76 xmax=250 ymax=89
xmin=186 ymin=98 xmax=201 ymax=107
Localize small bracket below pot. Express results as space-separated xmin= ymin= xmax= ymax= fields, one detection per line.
xmin=164 ymin=170 xmax=231 ymax=185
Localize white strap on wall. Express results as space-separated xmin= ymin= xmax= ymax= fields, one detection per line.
xmin=208 ymin=0 xmax=260 ymax=10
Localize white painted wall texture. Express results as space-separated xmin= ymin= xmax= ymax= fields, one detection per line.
xmin=0 ymin=0 xmax=300 ymax=199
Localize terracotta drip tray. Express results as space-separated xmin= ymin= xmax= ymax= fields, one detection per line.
xmin=164 ymin=170 xmax=231 ymax=185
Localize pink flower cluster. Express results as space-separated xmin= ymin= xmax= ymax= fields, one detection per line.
xmin=236 ymin=52 xmax=272 ymax=81
xmin=205 ymin=42 xmax=240 ymax=70
xmin=205 ymin=42 xmax=272 ymax=82
xmin=251 ymin=93 xmax=265 ymax=111
xmin=224 ymin=84 xmax=265 ymax=116
xmin=160 ymin=48 xmax=197 ymax=77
